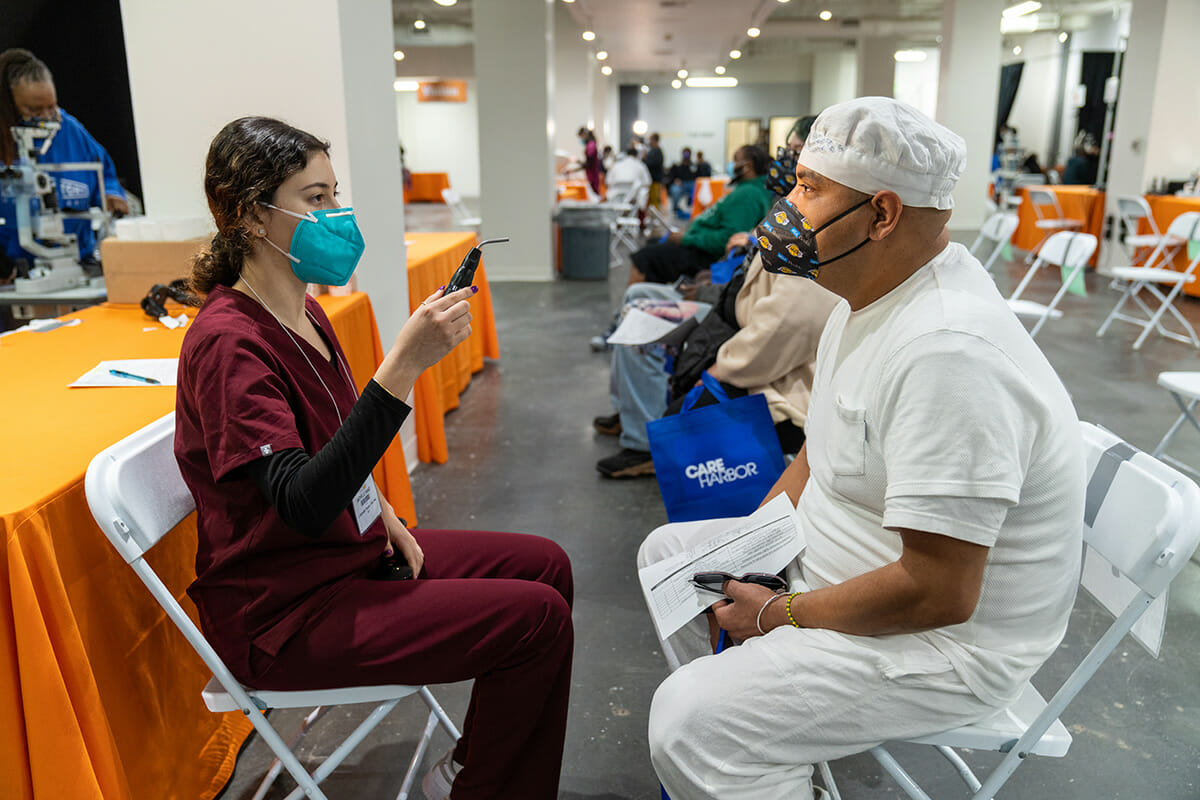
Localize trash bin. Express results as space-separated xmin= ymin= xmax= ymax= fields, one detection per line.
xmin=555 ymin=203 xmax=611 ymax=280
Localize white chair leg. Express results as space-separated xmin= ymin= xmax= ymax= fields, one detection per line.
xmin=396 ymin=710 xmax=440 ymax=800
xmin=253 ymin=706 xmax=329 ymax=800
xmin=869 ymin=746 xmax=936 ymax=800
xmin=281 ymin=698 xmax=400 ymax=800
xmin=817 ymin=761 xmax=843 ymax=800
xmin=934 ymin=745 xmax=985 ymax=794
xmin=1007 ymin=261 xmax=1042 ymax=302
xmin=1029 ymin=264 xmax=1082 ymax=338
xmin=419 ymin=686 xmax=464 ymax=741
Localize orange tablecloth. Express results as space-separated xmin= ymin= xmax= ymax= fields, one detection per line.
xmin=0 ymin=293 xmax=414 ymax=800
xmin=690 ymin=177 xmax=728 ymax=219
xmin=1012 ymin=186 xmax=1105 ymax=266
xmin=1145 ymin=195 xmax=1200 ymax=298
xmin=404 ymin=172 xmax=451 ymax=203
xmin=406 ymin=232 xmax=500 ymax=463
xmin=556 ymin=180 xmax=590 ymax=201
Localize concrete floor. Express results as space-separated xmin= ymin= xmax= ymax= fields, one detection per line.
xmin=217 ymin=202 xmax=1200 ymax=799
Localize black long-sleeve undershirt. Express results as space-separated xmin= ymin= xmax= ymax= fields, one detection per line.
xmin=243 ymin=379 xmax=410 ymax=538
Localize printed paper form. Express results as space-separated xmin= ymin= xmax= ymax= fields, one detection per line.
xmin=70 ymin=358 xmax=179 ymax=387
xmin=638 ymin=493 xmax=805 ymax=640
xmin=606 ymin=308 xmax=681 ymax=346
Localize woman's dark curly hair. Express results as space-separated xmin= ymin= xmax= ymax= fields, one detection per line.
xmin=190 ymin=116 xmax=329 ymax=296
xmin=0 ymin=48 xmax=53 ymax=165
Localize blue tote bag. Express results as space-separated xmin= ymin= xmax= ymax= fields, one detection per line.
xmin=646 ymin=373 xmax=785 ymax=523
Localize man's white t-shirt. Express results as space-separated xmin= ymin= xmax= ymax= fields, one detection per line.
xmin=798 ymin=241 xmax=1084 ymax=707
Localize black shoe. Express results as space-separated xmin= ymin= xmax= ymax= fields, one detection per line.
xmin=593 ymin=413 xmax=622 ymax=436
xmin=597 ymin=448 xmax=655 ymax=479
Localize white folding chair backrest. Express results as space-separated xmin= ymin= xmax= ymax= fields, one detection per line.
xmin=1038 ymin=230 xmax=1097 ymax=271
xmin=1028 ymin=188 xmax=1063 ymax=221
xmin=1117 ymin=195 xmax=1158 ymax=240
xmin=969 ymin=212 xmax=1019 ymax=273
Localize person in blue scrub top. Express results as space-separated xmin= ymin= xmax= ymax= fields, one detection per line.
xmin=0 ymin=48 xmax=129 ymax=276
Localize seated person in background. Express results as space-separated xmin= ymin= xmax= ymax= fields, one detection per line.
xmin=0 ymin=48 xmax=130 ymax=269
xmin=604 ymin=144 xmax=652 ymax=205
xmin=666 ymin=147 xmax=699 ymax=219
xmin=175 ymin=116 xmax=573 ymax=800
xmin=1061 ymin=132 xmax=1100 ymax=186
xmin=695 ymin=151 xmax=712 ymax=178
xmin=727 ymin=115 xmax=818 ymax=254
xmin=628 ymin=144 xmax=773 ymax=286
xmin=641 ymin=97 xmax=1084 ymax=800
xmin=594 ymin=249 xmax=837 ymax=478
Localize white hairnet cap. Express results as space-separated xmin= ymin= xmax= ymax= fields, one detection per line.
xmin=802 ymin=97 xmax=966 ymax=210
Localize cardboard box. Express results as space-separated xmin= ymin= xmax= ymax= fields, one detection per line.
xmin=99 ymin=237 xmax=208 ymax=304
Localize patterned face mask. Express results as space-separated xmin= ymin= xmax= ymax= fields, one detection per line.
xmin=764 ymin=146 xmax=799 ymax=198
xmin=753 ymin=196 xmax=872 ymax=280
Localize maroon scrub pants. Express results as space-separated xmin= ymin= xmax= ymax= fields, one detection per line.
xmin=248 ymin=529 xmax=574 ymax=800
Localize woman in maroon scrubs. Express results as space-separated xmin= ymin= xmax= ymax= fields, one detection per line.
xmin=174 ymin=117 xmax=573 ymax=800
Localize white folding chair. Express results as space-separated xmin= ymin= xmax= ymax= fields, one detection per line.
xmin=1116 ymin=195 xmax=1173 ymax=266
xmin=823 ymin=420 xmax=1200 ymax=800
xmin=603 ymin=181 xmax=646 ymax=263
xmin=1006 ymin=231 xmax=1098 ymax=338
xmin=968 ymin=212 xmax=1019 ymax=274
xmin=440 ymin=187 xmax=482 ymax=232
xmin=1096 ymin=211 xmax=1200 ymax=351
xmin=1025 ymin=188 xmax=1083 ymax=261
xmin=85 ymin=413 xmax=461 ymax=800
xmin=1151 ymin=371 xmax=1200 ymax=479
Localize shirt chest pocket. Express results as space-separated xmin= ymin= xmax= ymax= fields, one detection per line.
xmin=827 ymin=398 xmax=867 ymax=477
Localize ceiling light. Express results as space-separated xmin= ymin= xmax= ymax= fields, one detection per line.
xmin=685 ymin=76 xmax=738 ymax=88
xmin=582 ymin=30 xmax=596 ymax=41
xmin=777 ymin=0 xmax=790 ymax=3
xmin=819 ymin=10 xmax=833 ymax=21
xmin=729 ymin=49 xmax=742 ymax=59
xmin=563 ymin=0 xmax=576 ymax=3
xmin=1058 ymin=31 xmax=1068 ymax=42
xmin=677 ymin=68 xmax=688 ymax=78
xmin=433 ymin=0 xmax=457 ymax=5
xmin=747 ymin=27 xmax=761 ymax=38
xmin=1012 ymin=44 xmax=1022 ymax=55
xmin=893 ymin=49 xmax=927 ymax=62
xmin=601 ymin=65 xmax=613 ymax=76
xmin=671 ymin=78 xmax=682 ymax=89
xmin=715 ymin=65 xmax=726 ymax=75
xmin=632 ymin=120 xmax=649 ymax=135
xmin=393 ymin=50 xmax=405 ymax=61
xmin=413 ymin=18 xmax=426 ymax=30
xmin=1003 ymin=2 xmax=1042 ymax=17
xmin=596 ymin=50 xmax=608 ymax=60
xmin=394 ymin=79 xmax=419 ymax=92
xmin=640 ymin=84 xmax=649 ymax=94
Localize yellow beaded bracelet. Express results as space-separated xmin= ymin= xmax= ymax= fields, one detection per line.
xmin=785 ymin=592 xmax=803 ymax=628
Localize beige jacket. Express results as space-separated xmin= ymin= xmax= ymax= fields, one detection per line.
xmin=714 ymin=253 xmax=839 ymax=427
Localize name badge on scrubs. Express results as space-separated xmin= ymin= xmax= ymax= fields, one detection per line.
xmin=352 ymin=477 xmax=383 ymax=536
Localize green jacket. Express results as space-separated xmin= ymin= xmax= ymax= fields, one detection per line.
xmin=681 ymin=175 xmax=774 ymax=257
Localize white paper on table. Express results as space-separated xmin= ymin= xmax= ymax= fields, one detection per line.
xmin=71 ymin=358 xmax=179 ymax=388
xmin=637 ymin=493 xmax=806 ymax=640
xmin=606 ymin=308 xmax=681 ymax=346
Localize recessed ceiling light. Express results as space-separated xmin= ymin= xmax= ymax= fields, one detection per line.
xmin=563 ymin=0 xmax=576 ymax=3
xmin=640 ymin=84 xmax=650 ymax=94
xmin=413 ymin=18 xmax=426 ymax=30
xmin=596 ymin=50 xmax=609 ymax=60
xmin=677 ymin=68 xmax=688 ymax=78
xmin=777 ymin=0 xmax=790 ymax=3
xmin=715 ymin=65 xmax=726 ymax=75
xmin=1058 ymin=31 xmax=1068 ymax=42
xmin=633 ymin=120 xmax=649 ymax=135
xmin=394 ymin=79 xmax=419 ymax=92
xmin=686 ymin=76 xmax=738 ymax=88
xmin=1003 ymin=2 xmax=1042 ymax=17
xmin=1012 ymin=44 xmax=1022 ymax=55
xmin=601 ymin=65 xmax=613 ymax=76
xmin=747 ymin=27 xmax=761 ymax=38
xmin=433 ymin=0 xmax=457 ymax=5
xmin=819 ymin=10 xmax=833 ymax=21
xmin=729 ymin=49 xmax=742 ymax=59
xmin=894 ymin=50 xmax=928 ymax=62
xmin=393 ymin=50 xmax=405 ymax=61
xmin=671 ymin=78 xmax=682 ymax=89
xmin=582 ymin=30 xmax=596 ymax=41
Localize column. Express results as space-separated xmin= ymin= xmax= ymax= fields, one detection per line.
xmin=475 ymin=0 xmax=556 ymax=280
xmin=857 ymin=37 xmax=897 ymax=98
xmin=1105 ymin=0 xmax=1200 ymax=258
xmin=119 ymin=0 xmax=408 ymax=338
xmin=553 ymin=1 xmax=594 ymax=155
xmin=812 ymin=49 xmax=858 ymax=114
xmin=935 ymin=0 xmax=1004 ymax=231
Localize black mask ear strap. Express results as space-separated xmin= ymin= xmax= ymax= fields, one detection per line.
xmin=816 ymin=236 xmax=872 ymax=268
xmin=813 ymin=197 xmax=872 ymax=235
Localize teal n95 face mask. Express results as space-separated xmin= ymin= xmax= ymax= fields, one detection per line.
xmin=259 ymin=203 xmax=366 ymax=286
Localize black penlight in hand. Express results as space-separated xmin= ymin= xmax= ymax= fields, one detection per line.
xmin=446 ymin=237 xmax=509 ymax=293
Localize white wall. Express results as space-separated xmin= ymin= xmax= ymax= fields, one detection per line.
xmin=553 ymin=1 xmax=596 ymax=155
xmin=395 ymin=83 xmax=481 ymax=197
xmin=638 ymin=83 xmax=812 ymax=167
xmin=811 ymin=49 xmax=858 ymax=115
xmin=893 ymin=49 xmax=940 ymax=121
xmin=1000 ymin=33 xmax=1064 ymax=167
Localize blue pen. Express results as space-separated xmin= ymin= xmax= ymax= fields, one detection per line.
xmin=109 ymin=368 xmax=161 ymax=385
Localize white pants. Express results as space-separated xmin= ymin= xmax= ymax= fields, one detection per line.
xmin=639 ymin=526 xmax=999 ymax=800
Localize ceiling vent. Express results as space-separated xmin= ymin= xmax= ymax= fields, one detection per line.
xmin=660 ymin=0 xmax=688 ymax=7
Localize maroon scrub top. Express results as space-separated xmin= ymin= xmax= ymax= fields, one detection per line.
xmin=175 ymin=284 xmax=387 ymax=678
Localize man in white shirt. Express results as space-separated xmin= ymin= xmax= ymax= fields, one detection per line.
xmin=642 ymin=97 xmax=1085 ymax=800
xmin=604 ymin=145 xmax=652 ymax=207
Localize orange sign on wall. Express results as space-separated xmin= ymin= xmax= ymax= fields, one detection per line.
xmin=417 ymin=80 xmax=468 ymax=103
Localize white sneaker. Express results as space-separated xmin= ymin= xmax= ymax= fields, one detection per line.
xmin=421 ymin=748 xmax=462 ymax=800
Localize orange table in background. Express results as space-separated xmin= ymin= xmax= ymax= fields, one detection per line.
xmin=405 ymin=232 xmax=500 ymax=463
xmin=690 ymin=177 xmax=728 ymax=219
xmin=0 ymin=293 xmax=414 ymax=800
xmin=556 ymin=179 xmax=591 ymax=201
xmin=1011 ymin=186 xmax=1105 ymax=266
xmin=404 ymin=172 xmax=451 ymax=203
xmin=1145 ymin=195 xmax=1200 ymax=298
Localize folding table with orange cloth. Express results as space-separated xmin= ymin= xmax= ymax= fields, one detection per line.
xmin=1012 ymin=186 xmax=1105 ymax=265
xmin=689 ymin=177 xmax=728 ymax=219
xmin=556 ymin=179 xmax=591 ymax=202
xmin=0 ymin=294 xmax=415 ymax=800
xmin=1145 ymin=195 xmax=1200 ymax=298
xmin=405 ymin=231 xmax=500 ymax=463
xmin=403 ymin=171 xmax=452 ymax=203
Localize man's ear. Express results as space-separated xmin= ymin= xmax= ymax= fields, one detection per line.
xmin=868 ymin=191 xmax=903 ymax=240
